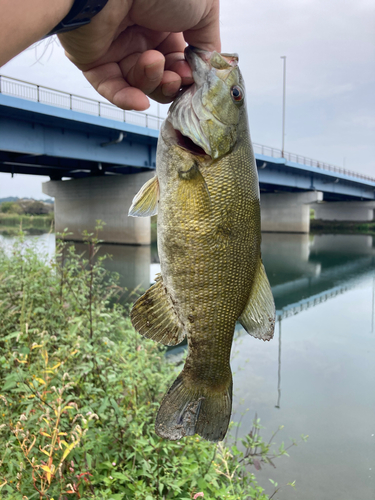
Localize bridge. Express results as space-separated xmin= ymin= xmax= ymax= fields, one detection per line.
xmin=1 ymin=75 xmax=374 ymax=243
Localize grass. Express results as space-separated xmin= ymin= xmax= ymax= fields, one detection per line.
xmin=0 ymin=213 xmax=54 ymax=235
xmin=310 ymin=219 xmax=375 ymax=235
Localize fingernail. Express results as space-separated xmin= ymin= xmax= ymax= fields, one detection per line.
xmin=162 ymin=82 xmax=180 ymax=97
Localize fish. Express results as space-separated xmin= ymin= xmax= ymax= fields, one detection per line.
xmin=128 ymin=46 xmax=275 ymax=442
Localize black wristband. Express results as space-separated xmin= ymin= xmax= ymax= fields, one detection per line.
xmin=44 ymin=0 xmax=109 ymax=38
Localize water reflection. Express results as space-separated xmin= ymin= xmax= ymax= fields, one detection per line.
xmin=2 ymin=231 xmax=373 ymax=314
xmin=261 ymin=234 xmax=375 ymax=313
xmin=72 ymin=242 xmax=151 ymax=296
xmin=149 ymin=234 xmax=375 ymax=312
xmin=259 ymin=234 xmax=375 ymax=414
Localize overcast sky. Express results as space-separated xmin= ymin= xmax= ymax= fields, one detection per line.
xmin=1 ymin=0 xmax=374 ymax=199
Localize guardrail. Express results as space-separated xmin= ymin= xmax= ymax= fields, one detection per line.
xmin=1 ymin=74 xmax=374 ymax=183
xmin=252 ymin=143 xmax=374 ymax=182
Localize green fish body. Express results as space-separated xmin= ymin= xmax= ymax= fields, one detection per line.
xmin=129 ymin=47 xmax=275 ymax=442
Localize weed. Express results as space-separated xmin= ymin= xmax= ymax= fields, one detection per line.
xmin=0 ymin=227 xmax=306 ymax=499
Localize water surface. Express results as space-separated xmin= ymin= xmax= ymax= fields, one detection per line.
xmin=231 ymin=234 xmax=375 ymax=500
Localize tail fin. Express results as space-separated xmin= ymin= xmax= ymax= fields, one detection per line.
xmin=155 ymin=372 xmax=233 ymax=442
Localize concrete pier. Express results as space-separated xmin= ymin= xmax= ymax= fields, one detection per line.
xmin=260 ymin=191 xmax=323 ymax=233
xmin=42 ymin=173 xmax=154 ymax=244
xmin=313 ymin=201 xmax=375 ymax=221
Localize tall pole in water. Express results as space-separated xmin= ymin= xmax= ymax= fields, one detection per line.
xmin=275 ymin=315 xmax=282 ymax=409
xmin=281 ymin=56 xmax=286 ymax=157
xmin=372 ymin=276 xmax=374 ymax=333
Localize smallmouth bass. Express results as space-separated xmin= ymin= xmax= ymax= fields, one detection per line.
xmin=129 ymin=46 xmax=275 ymax=442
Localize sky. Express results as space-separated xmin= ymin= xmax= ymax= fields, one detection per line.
xmin=0 ymin=0 xmax=374 ymax=199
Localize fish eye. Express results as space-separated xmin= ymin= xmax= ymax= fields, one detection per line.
xmin=231 ymin=85 xmax=243 ymax=102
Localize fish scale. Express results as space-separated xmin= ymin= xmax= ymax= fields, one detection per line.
xmin=129 ymin=46 xmax=275 ymax=441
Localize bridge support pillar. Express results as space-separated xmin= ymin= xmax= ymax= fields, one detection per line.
xmin=260 ymin=191 xmax=323 ymax=233
xmin=312 ymin=201 xmax=375 ymax=221
xmin=42 ymin=173 xmax=154 ymax=244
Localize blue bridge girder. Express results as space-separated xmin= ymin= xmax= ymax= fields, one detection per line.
xmin=1 ymin=91 xmax=374 ymax=201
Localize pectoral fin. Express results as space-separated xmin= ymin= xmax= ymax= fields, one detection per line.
xmin=239 ymin=258 xmax=275 ymax=341
xmin=131 ymin=274 xmax=185 ymax=346
xmin=128 ymin=175 xmax=159 ymax=217
xmin=177 ymin=162 xmax=211 ymax=214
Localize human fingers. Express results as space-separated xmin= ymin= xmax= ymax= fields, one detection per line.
xmin=183 ymin=0 xmax=221 ymax=52
xmin=129 ymin=0 xmax=221 ymax=52
xmin=118 ymin=49 xmax=182 ymax=104
xmin=124 ymin=50 xmax=167 ymax=97
xmin=127 ymin=58 xmax=183 ymax=104
xmin=83 ymin=62 xmax=151 ymax=111
xmin=146 ymin=70 xmax=184 ymax=104
xmin=83 ymin=52 xmax=184 ymax=110
xmin=156 ymin=33 xmax=194 ymax=85
xmin=165 ymin=55 xmax=194 ymax=87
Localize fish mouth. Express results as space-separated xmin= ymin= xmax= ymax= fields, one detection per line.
xmin=166 ymin=46 xmax=240 ymax=160
xmin=167 ymin=48 xmax=214 ymax=157
xmin=167 ymin=81 xmax=212 ymax=158
xmin=164 ymin=119 xmax=211 ymax=158
xmin=175 ymin=130 xmax=208 ymax=157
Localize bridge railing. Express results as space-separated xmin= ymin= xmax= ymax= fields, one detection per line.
xmin=0 ymin=74 xmax=163 ymax=131
xmin=252 ymin=143 xmax=375 ymax=182
xmin=1 ymin=75 xmax=374 ymax=183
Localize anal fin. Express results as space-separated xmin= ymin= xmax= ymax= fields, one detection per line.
xmin=128 ymin=175 xmax=159 ymax=217
xmin=130 ymin=274 xmax=185 ymax=346
xmin=239 ymin=258 xmax=275 ymax=341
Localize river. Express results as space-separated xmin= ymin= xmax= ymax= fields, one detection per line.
xmin=1 ymin=231 xmax=374 ymax=499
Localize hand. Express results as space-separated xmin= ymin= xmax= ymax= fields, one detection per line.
xmin=58 ymin=0 xmax=220 ymax=111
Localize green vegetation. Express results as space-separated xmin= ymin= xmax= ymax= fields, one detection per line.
xmin=0 ymin=200 xmax=54 ymax=235
xmin=310 ymin=205 xmax=375 ymax=234
xmin=0 ymin=228 xmax=306 ymax=499
xmin=0 ymin=213 xmax=54 ymax=236
xmin=310 ymin=219 xmax=375 ymax=235
xmin=0 ymin=200 xmax=53 ymax=216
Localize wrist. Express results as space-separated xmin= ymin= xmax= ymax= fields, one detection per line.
xmin=45 ymin=0 xmax=110 ymax=38
xmin=0 ymin=0 xmax=74 ymax=67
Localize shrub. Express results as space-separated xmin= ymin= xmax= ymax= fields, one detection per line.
xmin=0 ymin=202 xmax=22 ymax=215
xmin=16 ymin=200 xmax=54 ymax=216
xmin=0 ymin=229 xmax=304 ymax=499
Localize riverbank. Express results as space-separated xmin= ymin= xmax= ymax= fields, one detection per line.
xmin=0 ymin=213 xmax=54 ymax=235
xmin=3 ymin=214 xmax=373 ymax=239
xmin=311 ymin=219 xmax=375 ymax=235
